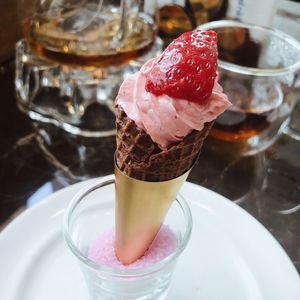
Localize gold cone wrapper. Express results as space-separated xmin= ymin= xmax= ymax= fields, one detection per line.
xmin=114 ymin=164 xmax=190 ymax=265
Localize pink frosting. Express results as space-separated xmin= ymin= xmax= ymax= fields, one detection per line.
xmin=116 ymin=59 xmax=231 ymax=149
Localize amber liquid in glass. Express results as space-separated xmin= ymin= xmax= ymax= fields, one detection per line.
xmin=23 ymin=12 xmax=155 ymax=67
xmin=210 ymin=27 xmax=278 ymax=142
xmin=210 ymin=109 xmax=272 ymax=141
xmin=157 ymin=0 xmax=227 ymax=42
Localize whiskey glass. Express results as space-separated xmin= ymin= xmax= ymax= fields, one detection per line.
xmin=16 ymin=0 xmax=162 ymax=137
xmin=199 ymin=20 xmax=300 ymax=155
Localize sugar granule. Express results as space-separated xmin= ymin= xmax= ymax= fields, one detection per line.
xmin=88 ymin=225 xmax=177 ymax=269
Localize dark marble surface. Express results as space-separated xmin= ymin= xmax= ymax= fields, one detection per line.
xmin=1 ymin=59 xmax=300 ymax=274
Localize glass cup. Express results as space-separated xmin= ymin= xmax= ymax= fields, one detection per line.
xmin=198 ymin=20 xmax=300 ymax=155
xmin=16 ymin=0 xmax=162 ymax=137
xmin=63 ymin=177 xmax=192 ymax=300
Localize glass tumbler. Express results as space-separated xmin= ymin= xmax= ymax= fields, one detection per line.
xmin=16 ymin=0 xmax=162 ymax=137
xmin=63 ymin=177 xmax=192 ymax=300
xmin=199 ymin=20 xmax=300 ymax=155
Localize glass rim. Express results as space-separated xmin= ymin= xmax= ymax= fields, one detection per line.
xmin=198 ymin=20 xmax=300 ymax=77
xmin=63 ymin=175 xmax=193 ymax=277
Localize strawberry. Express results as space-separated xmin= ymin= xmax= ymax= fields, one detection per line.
xmin=145 ymin=30 xmax=218 ymax=104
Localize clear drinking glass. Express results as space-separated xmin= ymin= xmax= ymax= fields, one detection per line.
xmin=63 ymin=177 xmax=192 ymax=300
xmin=199 ymin=20 xmax=300 ymax=155
xmin=16 ymin=0 xmax=162 ymax=137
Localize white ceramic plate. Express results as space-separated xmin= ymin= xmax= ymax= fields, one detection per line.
xmin=1 ymin=176 xmax=300 ymax=300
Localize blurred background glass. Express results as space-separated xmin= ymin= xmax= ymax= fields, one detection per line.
xmin=15 ymin=0 xmax=162 ymax=137
xmin=199 ymin=20 xmax=300 ymax=155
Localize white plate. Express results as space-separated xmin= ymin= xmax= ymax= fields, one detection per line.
xmin=1 ymin=176 xmax=300 ymax=300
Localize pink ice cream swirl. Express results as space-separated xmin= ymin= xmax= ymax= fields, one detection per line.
xmin=116 ymin=59 xmax=231 ymax=150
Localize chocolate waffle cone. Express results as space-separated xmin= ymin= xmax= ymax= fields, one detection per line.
xmin=115 ymin=105 xmax=213 ymax=181
xmin=114 ymin=105 xmax=213 ymax=264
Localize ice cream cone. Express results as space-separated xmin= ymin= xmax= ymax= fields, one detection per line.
xmin=115 ymin=163 xmax=190 ymax=265
xmin=114 ymin=106 xmax=213 ymax=264
xmin=115 ymin=105 xmax=214 ymax=182
xmin=113 ymin=30 xmax=231 ymax=265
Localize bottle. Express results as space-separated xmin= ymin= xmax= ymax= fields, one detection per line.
xmin=150 ymin=0 xmax=228 ymax=46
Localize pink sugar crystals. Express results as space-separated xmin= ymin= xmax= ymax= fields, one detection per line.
xmin=88 ymin=225 xmax=177 ymax=269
